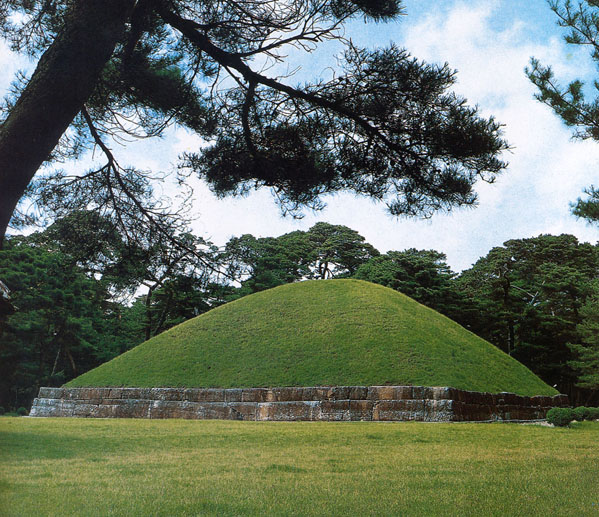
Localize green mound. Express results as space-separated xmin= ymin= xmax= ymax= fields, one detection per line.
xmin=67 ymin=280 xmax=557 ymax=396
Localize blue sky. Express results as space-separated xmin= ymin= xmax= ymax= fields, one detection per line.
xmin=2 ymin=0 xmax=598 ymax=271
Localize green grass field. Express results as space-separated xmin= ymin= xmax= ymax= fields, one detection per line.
xmin=67 ymin=280 xmax=556 ymax=396
xmin=2 ymin=417 xmax=598 ymax=516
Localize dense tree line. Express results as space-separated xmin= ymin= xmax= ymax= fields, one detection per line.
xmin=2 ymin=215 xmax=598 ymax=409
xmin=525 ymin=0 xmax=599 ymax=404
xmin=4 ymin=1 xmax=599 ymax=411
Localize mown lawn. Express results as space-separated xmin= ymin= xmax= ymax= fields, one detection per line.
xmin=1 ymin=417 xmax=598 ymax=516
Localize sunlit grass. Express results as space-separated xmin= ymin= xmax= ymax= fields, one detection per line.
xmin=67 ymin=280 xmax=556 ymax=396
xmin=2 ymin=417 xmax=598 ymax=516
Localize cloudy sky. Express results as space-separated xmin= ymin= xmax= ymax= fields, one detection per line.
xmin=2 ymin=0 xmax=599 ymax=271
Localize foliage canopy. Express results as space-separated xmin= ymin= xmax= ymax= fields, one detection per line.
xmin=527 ymin=0 xmax=599 ymax=224
xmin=0 ymin=0 xmax=508 ymax=245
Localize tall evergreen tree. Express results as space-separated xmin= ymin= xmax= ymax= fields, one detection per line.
xmin=353 ymin=248 xmax=475 ymax=327
xmin=223 ymin=223 xmax=378 ymax=295
xmin=0 ymin=0 xmax=508 ymax=246
xmin=0 ymin=239 xmax=114 ymax=408
xmin=304 ymin=223 xmax=379 ymax=279
xmin=568 ymin=284 xmax=599 ymax=399
xmin=457 ymin=234 xmax=599 ymax=399
xmin=527 ymin=1 xmax=599 ymax=223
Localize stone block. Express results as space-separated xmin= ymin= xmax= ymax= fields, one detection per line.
xmin=459 ymin=390 xmax=483 ymax=406
xmin=37 ymin=387 xmax=63 ymax=399
xmin=30 ymin=397 xmax=50 ymax=408
xmin=530 ymin=395 xmax=551 ymax=407
xmin=498 ymin=392 xmax=519 ymax=405
xmin=198 ymin=402 xmax=235 ymax=420
xmin=99 ymin=398 xmax=121 ymax=405
xmin=374 ymin=400 xmax=426 ymax=421
xmin=423 ymin=399 xmax=452 ymax=419
xmin=452 ymin=402 xmax=494 ymax=422
xmin=258 ymin=401 xmax=317 ymax=421
xmin=79 ymin=398 xmax=101 ymax=405
xmin=29 ymin=406 xmax=48 ymax=417
xmin=28 ymin=399 xmax=42 ymax=417
xmin=87 ymin=404 xmax=112 ymax=418
xmin=146 ymin=400 xmax=174 ymax=418
xmin=60 ymin=389 xmax=77 ymax=400
xmin=319 ymin=400 xmax=350 ymax=421
xmin=224 ymin=389 xmax=243 ymax=402
xmin=241 ymin=388 xmax=268 ymax=402
xmin=109 ymin=400 xmax=131 ymax=418
xmin=227 ymin=402 xmax=257 ymax=420
xmin=71 ymin=403 xmax=96 ymax=417
xmin=76 ymin=388 xmax=94 ymax=400
xmin=348 ymin=386 xmax=369 ymax=400
xmin=106 ymin=388 xmax=125 ymax=399
xmin=324 ymin=386 xmax=350 ymax=400
xmin=149 ymin=388 xmax=179 ymax=401
xmin=197 ymin=389 xmax=226 ymax=402
xmin=411 ymin=386 xmax=426 ymax=399
xmin=268 ymin=387 xmax=306 ymax=402
xmin=349 ymin=400 xmax=374 ymax=421
xmin=423 ymin=400 xmax=453 ymax=422
xmin=421 ymin=387 xmax=434 ymax=399
xmin=58 ymin=400 xmax=77 ymax=416
xmin=429 ymin=387 xmax=453 ymax=401
xmin=368 ymin=386 xmax=413 ymax=400
xmin=116 ymin=388 xmax=140 ymax=400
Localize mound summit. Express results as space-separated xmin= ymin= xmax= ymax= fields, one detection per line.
xmin=67 ymin=279 xmax=556 ymax=397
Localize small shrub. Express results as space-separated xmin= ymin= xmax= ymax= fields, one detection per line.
xmin=546 ymin=407 xmax=574 ymax=427
xmin=586 ymin=407 xmax=599 ymax=421
xmin=0 ymin=406 xmax=5 ymax=415
xmin=572 ymin=406 xmax=589 ymax=422
xmin=16 ymin=407 xmax=28 ymax=416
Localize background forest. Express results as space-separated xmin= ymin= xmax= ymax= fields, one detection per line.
xmin=2 ymin=0 xmax=599 ymax=413
xmin=2 ymin=216 xmax=598 ymax=410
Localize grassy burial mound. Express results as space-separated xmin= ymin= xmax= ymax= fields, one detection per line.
xmin=67 ymin=279 xmax=557 ymax=396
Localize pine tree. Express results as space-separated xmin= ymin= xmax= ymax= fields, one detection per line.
xmin=527 ymin=1 xmax=599 ymax=223
xmin=568 ymin=288 xmax=599 ymax=392
xmin=1 ymin=0 xmax=508 ymax=246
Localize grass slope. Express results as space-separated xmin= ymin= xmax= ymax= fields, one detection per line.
xmin=68 ymin=279 xmax=556 ymax=396
xmin=3 ymin=418 xmax=599 ymax=516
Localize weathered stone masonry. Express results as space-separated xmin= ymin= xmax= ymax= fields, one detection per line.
xmin=30 ymin=386 xmax=568 ymax=422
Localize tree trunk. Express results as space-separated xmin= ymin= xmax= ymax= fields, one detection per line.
xmin=507 ymin=320 xmax=515 ymax=356
xmin=501 ymin=275 xmax=514 ymax=355
xmin=145 ymin=286 xmax=155 ymax=342
xmin=51 ymin=343 xmax=62 ymax=377
xmin=0 ymin=0 xmax=135 ymax=245
xmin=154 ymin=289 xmax=173 ymax=336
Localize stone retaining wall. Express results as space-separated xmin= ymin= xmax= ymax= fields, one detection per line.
xmin=30 ymin=386 xmax=568 ymax=422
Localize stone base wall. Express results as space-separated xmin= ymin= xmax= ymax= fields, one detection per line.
xmin=30 ymin=386 xmax=569 ymax=422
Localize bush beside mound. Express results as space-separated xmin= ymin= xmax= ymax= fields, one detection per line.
xmin=586 ymin=407 xmax=599 ymax=420
xmin=572 ymin=406 xmax=589 ymax=422
xmin=546 ymin=408 xmax=574 ymax=427
xmin=546 ymin=406 xmax=599 ymax=426
xmin=16 ymin=407 xmax=28 ymax=416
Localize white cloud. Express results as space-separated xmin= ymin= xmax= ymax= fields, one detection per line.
xmin=383 ymin=1 xmax=599 ymax=268
xmin=0 ymin=39 xmax=31 ymax=100
xmin=173 ymin=0 xmax=599 ymax=270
